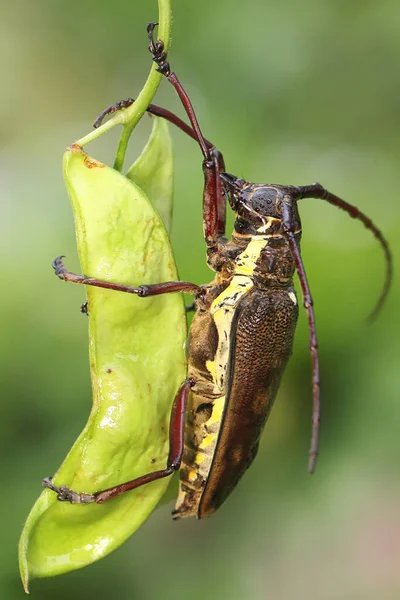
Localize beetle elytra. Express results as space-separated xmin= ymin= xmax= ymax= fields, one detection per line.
xmin=44 ymin=22 xmax=392 ymax=519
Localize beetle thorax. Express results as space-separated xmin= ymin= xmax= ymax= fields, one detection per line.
xmin=232 ymin=232 xmax=299 ymax=287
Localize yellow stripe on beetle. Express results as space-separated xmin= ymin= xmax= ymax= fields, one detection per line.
xmin=234 ymin=237 xmax=269 ymax=276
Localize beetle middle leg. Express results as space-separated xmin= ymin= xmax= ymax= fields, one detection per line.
xmin=43 ymin=378 xmax=195 ymax=504
xmin=52 ymin=256 xmax=202 ymax=298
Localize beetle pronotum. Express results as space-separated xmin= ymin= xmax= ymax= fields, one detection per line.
xmin=44 ymin=22 xmax=392 ymax=519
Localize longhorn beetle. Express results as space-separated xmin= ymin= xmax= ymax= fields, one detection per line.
xmin=44 ymin=23 xmax=392 ymax=519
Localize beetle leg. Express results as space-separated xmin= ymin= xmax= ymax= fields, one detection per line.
xmin=94 ymin=98 xmax=226 ymax=240
xmin=147 ymin=22 xmax=209 ymax=160
xmin=94 ymin=98 xmax=212 ymax=148
xmin=147 ymin=22 xmax=226 ymax=247
xmin=94 ymin=24 xmax=228 ymax=248
xmin=43 ymin=379 xmax=195 ymax=504
xmin=93 ymin=98 xmax=135 ymax=128
xmin=52 ymin=256 xmax=202 ymax=297
xmin=280 ymin=199 xmax=320 ymax=474
xmin=95 ymin=99 xmax=226 ymax=245
xmin=297 ymin=183 xmax=392 ymax=322
xmin=96 ymin=99 xmax=226 ymax=242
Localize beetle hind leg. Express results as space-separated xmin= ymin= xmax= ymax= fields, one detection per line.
xmin=43 ymin=379 xmax=194 ymax=505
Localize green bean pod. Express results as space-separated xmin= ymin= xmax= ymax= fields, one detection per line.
xmin=19 ymin=118 xmax=186 ymax=590
xmin=127 ymin=115 xmax=174 ymax=233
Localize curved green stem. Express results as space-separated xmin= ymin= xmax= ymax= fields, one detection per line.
xmin=75 ymin=0 xmax=172 ymax=172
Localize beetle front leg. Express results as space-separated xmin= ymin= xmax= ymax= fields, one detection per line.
xmin=43 ymin=378 xmax=194 ymax=504
xmin=52 ymin=256 xmax=202 ymax=297
xmin=95 ymin=98 xmax=226 ymax=244
xmin=147 ymin=23 xmax=227 ymax=249
xmin=202 ymin=152 xmax=226 ymax=250
xmin=147 ymin=22 xmax=209 ymax=161
xmin=95 ymin=25 xmax=228 ymax=251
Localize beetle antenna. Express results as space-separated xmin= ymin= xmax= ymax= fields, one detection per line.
xmin=297 ymin=183 xmax=392 ymax=323
xmin=280 ymin=200 xmax=320 ymax=473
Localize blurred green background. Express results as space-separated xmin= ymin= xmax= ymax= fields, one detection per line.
xmin=2 ymin=0 xmax=400 ymax=598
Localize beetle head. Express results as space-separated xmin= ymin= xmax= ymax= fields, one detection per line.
xmin=220 ymin=173 xmax=300 ymax=235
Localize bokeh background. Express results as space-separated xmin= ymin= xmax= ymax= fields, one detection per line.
xmin=2 ymin=1 xmax=400 ymax=598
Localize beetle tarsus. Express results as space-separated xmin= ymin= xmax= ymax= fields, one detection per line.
xmin=147 ymin=22 xmax=171 ymax=76
xmin=52 ymin=256 xmax=87 ymax=284
xmin=52 ymin=255 xmax=67 ymax=278
xmin=42 ymin=477 xmax=95 ymax=504
xmin=93 ymin=98 xmax=135 ymax=128
xmin=81 ymin=302 xmax=88 ymax=315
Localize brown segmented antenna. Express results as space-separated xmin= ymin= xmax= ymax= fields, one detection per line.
xmin=297 ymin=183 xmax=392 ymax=323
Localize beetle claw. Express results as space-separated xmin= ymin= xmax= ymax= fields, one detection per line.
xmin=52 ymin=255 xmax=67 ymax=278
xmin=42 ymin=476 xmax=58 ymax=492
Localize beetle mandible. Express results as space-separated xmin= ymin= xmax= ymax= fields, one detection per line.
xmin=44 ymin=22 xmax=392 ymax=519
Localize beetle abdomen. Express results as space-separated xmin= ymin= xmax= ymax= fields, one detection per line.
xmin=174 ymin=275 xmax=254 ymax=519
xmin=198 ymin=285 xmax=299 ymax=517
xmin=174 ymin=266 xmax=298 ymax=520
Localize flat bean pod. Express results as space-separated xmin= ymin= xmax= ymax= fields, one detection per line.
xmin=19 ymin=119 xmax=186 ymax=590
